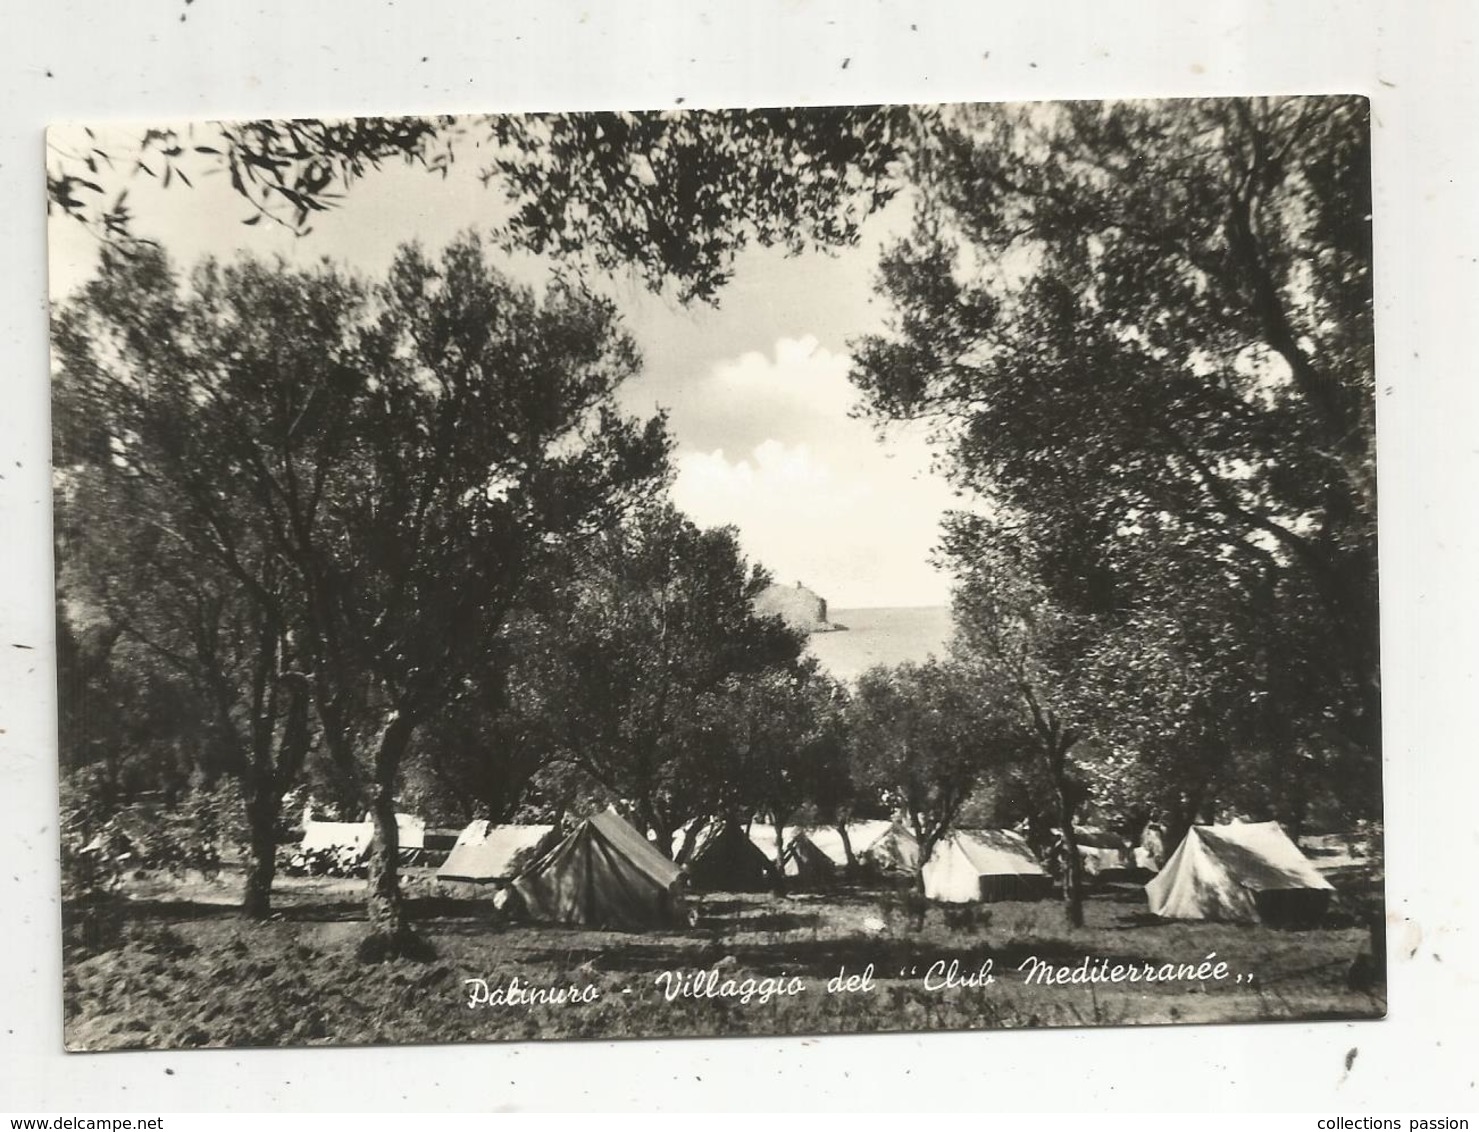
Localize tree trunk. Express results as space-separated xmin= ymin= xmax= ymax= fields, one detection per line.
xmin=361 ymin=713 xmax=419 ymax=955
xmin=1050 ymin=748 xmax=1084 ymax=928
xmin=907 ymin=829 xmax=934 ymax=929
xmin=772 ymin=822 xmax=788 ymax=895
xmin=241 ymin=775 xmax=279 ymax=920
xmin=674 ymin=819 xmax=702 ymax=866
xmin=1163 ymin=775 xmax=1210 ymax=862
xmin=836 ymin=822 xmax=856 ymax=872
xmin=649 ymin=812 xmax=675 ymax=861
xmin=912 ymin=827 xmax=935 ymax=897
xmin=241 ymin=670 xmax=311 ymax=921
xmin=365 ymin=787 xmax=404 ymax=936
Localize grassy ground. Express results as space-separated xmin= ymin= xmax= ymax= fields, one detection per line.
xmin=61 ymin=867 xmax=1385 ymax=1050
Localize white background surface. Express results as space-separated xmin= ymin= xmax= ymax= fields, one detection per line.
xmin=3 ymin=0 xmax=1476 ymax=1113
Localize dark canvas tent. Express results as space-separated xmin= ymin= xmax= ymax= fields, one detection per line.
xmin=436 ymin=822 xmax=557 ymax=884
xmin=1145 ymin=821 xmax=1335 ymax=925
xmin=676 ymin=822 xmax=775 ymax=891
xmin=512 ymin=808 xmax=688 ymax=930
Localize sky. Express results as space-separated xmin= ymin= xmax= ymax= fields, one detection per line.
xmin=47 ymin=118 xmax=963 ymax=608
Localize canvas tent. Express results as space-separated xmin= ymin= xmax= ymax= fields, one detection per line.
xmin=1145 ymin=821 xmax=1335 ymax=925
xmin=1073 ymin=828 xmax=1135 ymax=877
xmin=395 ymin=813 xmax=427 ymax=863
xmin=921 ymin=829 xmax=1052 ymax=903
xmin=1138 ymin=824 xmax=1166 ymax=872
xmin=747 ymin=824 xmax=837 ymax=885
xmin=797 ymin=825 xmax=852 ymax=870
xmin=295 ymin=819 xmax=372 ymax=874
xmin=300 ymin=819 xmax=373 ymax=858
xmin=746 ymin=824 xmax=791 ymax=875
xmin=801 ymin=820 xmax=897 ymax=871
xmin=804 ymin=819 xmax=923 ymax=875
xmin=395 ymin=813 xmax=426 ymax=849
xmin=299 ymin=813 xmax=425 ymax=867
xmin=858 ymin=822 xmax=922 ymax=875
xmin=513 ymin=808 xmax=688 ymax=930
xmin=781 ymin=831 xmax=838 ymax=884
xmin=437 ymin=822 xmax=557 ymax=884
xmin=673 ymin=822 xmax=775 ymax=891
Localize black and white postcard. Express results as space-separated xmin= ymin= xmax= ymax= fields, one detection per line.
xmin=47 ymin=99 xmax=1385 ymax=1051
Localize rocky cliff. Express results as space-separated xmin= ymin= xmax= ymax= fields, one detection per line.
xmin=753 ymin=582 xmax=844 ymax=633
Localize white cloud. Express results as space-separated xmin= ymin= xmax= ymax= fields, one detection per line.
xmin=707 ymin=334 xmax=859 ymax=423
xmin=665 ymin=336 xmax=969 ymax=608
xmin=659 ymin=335 xmax=867 ymax=456
xmin=672 ymin=433 xmax=960 ymax=610
xmin=676 ymin=439 xmax=856 ymax=503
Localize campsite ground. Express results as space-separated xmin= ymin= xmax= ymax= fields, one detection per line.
xmin=61 ymin=865 xmax=1385 ymax=1050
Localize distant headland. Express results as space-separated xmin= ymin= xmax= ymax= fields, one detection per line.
xmin=753 ymin=581 xmax=847 ymax=634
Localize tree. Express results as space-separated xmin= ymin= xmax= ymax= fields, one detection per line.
xmin=53 ymin=576 xmax=203 ymax=812
xmin=697 ymin=666 xmax=850 ymax=886
xmin=48 ymin=107 xmax=922 ymax=304
xmin=270 ymin=237 xmax=668 ymax=950
xmin=947 ymin=517 xmax=1112 ymax=924
xmin=850 ymin=96 xmax=1380 ymax=855
xmin=534 ymin=504 xmax=807 ymax=852
xmin=847 ymin=658 xmax=1016 ymax=888
xmin=51 ymin=236 xmax=669 ymax=947
xmin=53 ymin=250 xmax=330 ymax=918
xmin=400 ymin=614 xmax=567 ymax=827
xmin=1070 ymin=556 xmax=1280 ymax=851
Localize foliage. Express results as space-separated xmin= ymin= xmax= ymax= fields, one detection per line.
xmin=52 ymin=242 xmax=356 ymax=916
xmin=530 ymin=504 xmax=807 ymax=846
xmin=850 ymin=96 xmax=1380 ymax=844
xmin=695 ymin=665 xmax=851 ymax=871
xmin=52 ymin=235 xmax=670 ymax=937
xmin=847 ymin=658 xmax=1016 ymax=868
xmin=48 ymin=119 xmax=457 ymax=240
xmin=49 ymin=107 xmax=922 ymax=304
xmin=401 ymin=609 xmax=577 ymax=826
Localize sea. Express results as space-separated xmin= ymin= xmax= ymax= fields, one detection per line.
xmin=805 ymin=605 xmax=954 ymax=683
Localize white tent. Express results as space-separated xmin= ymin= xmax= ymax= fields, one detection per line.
xmin=300 ymin=819 xmax=372 ymax=856
xmin=746 ymin=823 xmax=793 ymax=873
xmin=1073 ymin=828 xmax=1135 ymax=877
xmin=513 ymin=808 xmax=688 ymax=930
xmin=858 ymin=822 xmax=922 ymax=875
xmin=784 ymin=831 xmax=839 ymax=883
xmin=437 ymin=822 xmax=557 ymax=884
xmin=797 ymin=823 xmax=875 ymax=870
xmin=922 ymin=829 xmax=1052 ymax=903
xmin=299 ymin=813 xmax=424 ymax=865
xmin=1145 ymin=821 xmax=1335 ymax=924
xmin=747 ymin=824 xmax=837 ymax=884
xmin=798 ymin=825 xmax=852 ymax=869
xmin=800 ymin=820 xmax=923 ymax=875
xmin=395 ymin=813 xmax=426 ymax=851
